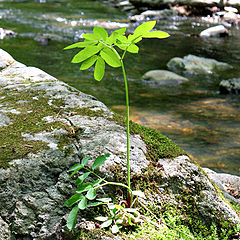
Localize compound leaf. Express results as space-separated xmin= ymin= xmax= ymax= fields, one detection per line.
xmin=127 ymin=44 xmax=139 ymax=53
xmin=67 ymin=205 xmax=79 ymax=230
xmin=93 ymin=27 xmax=108 ymax=40
xmin=106 ymin=27 xmax=126 ymax=45
xmin=80 ymin=55 xmax=98 ymax=70
xmin=65 ymin=194 xmax=84 ymax=207
xmin=92 ymin=153 xmax=110 ymax=170
xmin=78 ymin=196 xmax=87 ymax=210
xmin=100 ymin=48 xmax=121 ymax=68
xmin=86 ymin=187 xmax=97 ymax=200
xmin=72 ymin=46 xmax=100 ymax=63
xmin=94 ymin=56 xmax=105 ymax=81
xmin=82 ymin=33 xmax=100 ymax=41
xmin=142 ymin=30 xmax=170 ymax=39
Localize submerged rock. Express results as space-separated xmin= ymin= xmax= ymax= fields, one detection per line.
xmin=200 ymin=25 xmax=229 ymax=37
xmin=167 ymin=54 xmax=232 ymax=76
xmin=141 ymin=70 xmax=189 ymax=85
xmin=219 ymin=78 xmax=240 ymax=94
xmin=0 ymin=48 xmax=239 ymax=239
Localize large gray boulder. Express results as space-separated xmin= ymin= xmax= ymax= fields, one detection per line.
xmin=167 ymin=54 xmax=232 ymax=76
xmin=0 ymin=49 xmax=239 ymax=239
xmin=219 ymin=78 xmax=240 ymax=94
xmin=141 ymin=70 xmax=189 ymax=85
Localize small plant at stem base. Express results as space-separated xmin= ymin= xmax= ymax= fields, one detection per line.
xmin=64 ymin=21 xmax=170 ymax=204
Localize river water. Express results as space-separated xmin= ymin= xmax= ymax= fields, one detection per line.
xmin=1 ymin=0 xmax=240 ymax=175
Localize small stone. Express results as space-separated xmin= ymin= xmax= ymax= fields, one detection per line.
xmin=200 ymin=25 xmax=229 ymax=38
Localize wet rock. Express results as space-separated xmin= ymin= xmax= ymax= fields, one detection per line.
xmin=204 ymin=168 xmax=240 ymax=204
xmin=158 ymin=156 xmax=240 ymax=225
xmin=219 ymin=78 xmax=240 ymax=94
xmin=0 ymin=216 xmax=10 ymax=240
xmin=0 ymin=28 xmax=16 ymax=40
xmin=167 ymin=54 xmax=232 ymax=76
xmin=200 ymin=25 xmax=229 ymax=37
xmin=141 ymin=70 xmax=189 ymax=85
xmin=130 ymin=9 xmax=177 ymax=21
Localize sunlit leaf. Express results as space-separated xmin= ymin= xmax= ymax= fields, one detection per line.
xmin=100 ymin=48 xmax=121 ymax=68
xmin=142 ymin=31 xmax=170 ymax=39
xmin=64 ymin=41 xmax=97 ymax=50
xmin=64 ymin=194 xmax=84 ymax=207
xmin=86 ymin=187 xmax=97 ymax=200
xmin=80 ymin=55 xmax=98 ymax=70
xmin=93 ymin=27 xmax=108 ymax=40
xmin=87 ymin=202 xmax=104 ymax=207
xmin=82 ymin=33 xmax=100 ymax=41
xmin=78 ymin=196 xmax=87 ymax=210
xmin=92 ymin=153 xmax=110 ymax=170
xmin=100 ymin=219 xmax=113 ymax=228
xmin=72 ymin=46 xmax=100 ymax=63
xmin=95 ymin=216 xmax=109 ymax=222
xmin=134 ymin=21 xmax=156 ymax=36
xmin=106 ymin=27 xmax=126 ymax=45
xmin=127 ymin=44 xmax=139 ymax=53
xmin=66 ymin=205 xmax=79 ymax=230
xmin=128 ymin=34 xmax=142 ymax=43
xmin=75 ymin=172 xmax=91 ymax=185
xmin=96 ymin=198 xmax=112 ymax=203
xmin=94 ymin=56 xmax=105 ymax=81
xmin=69 ymin=163 xmax=83 ymax=172
xmin=111 ymin=224 xmax=119 ymax=233
xmin=76 ymin=182 xmax=93 ymax=193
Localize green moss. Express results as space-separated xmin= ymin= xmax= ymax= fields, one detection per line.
xmin=109 ymin=112 xmax=185 ymax=162
xmin=0 ymin=89 xmax=74 ymax=168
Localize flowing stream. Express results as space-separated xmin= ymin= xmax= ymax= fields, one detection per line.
xmin=1 ymin=0 xmax=240 ymax=175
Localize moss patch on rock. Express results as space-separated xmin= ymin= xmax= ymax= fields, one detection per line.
xmin=109 ymin=112 xmax=185 ymax=162
xmin=0 ymin=89 xmax=74 ymax=168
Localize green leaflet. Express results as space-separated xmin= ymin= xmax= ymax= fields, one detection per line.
xmin=67 ymin=205 xmax=79 ymax=230
xmin=100 ymin=48 xmax=121 ymax=68
xmin=72 ymin=46 xmax=100 ymax=63
xmin=78 ymin=196 xmax=87 ymax=210
xmin=142 ymin=30 xmax=170 ymax=39
xmin=82 ymin=33 xmax=100 ymax=41
xmin=75 ymin=172 xmax=91 ymax=185
xmin=94 ymin=56 xmax=105 ymax=81
xmin=100 ymin=219 xmax=113 ymax=228
xmin=80 ymin=55 xmax=98 ymax=70
xmin=93 ymin=27 xmax=108 ymax=40
xmin=134 ymin=21 xmax=156 ymax=36
xmin=106 ymin=27 xmax=126 ymax=45
xmin=76 ymin=182 xmax=93 ymax=193
xmin=116 ymin=42 xmax=139 ymax=54
xmin=81 ymin=156 xmax=91 ymax=166
xmin=86 ymin=187 xmax=97 ymax=200
xmin=92 ymin=153 xmax=110 ymax=170
xmin=64 ymin=194 xmax=83 ymax=207
xmin=64 ymin=40 xmax=97 ymax=50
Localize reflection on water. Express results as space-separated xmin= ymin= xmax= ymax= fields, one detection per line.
xmin=0 ymin=0 xmax=240 ymax=175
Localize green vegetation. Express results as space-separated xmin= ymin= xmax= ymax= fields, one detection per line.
xmin=0 ymin=89 xmax=73 ymax=168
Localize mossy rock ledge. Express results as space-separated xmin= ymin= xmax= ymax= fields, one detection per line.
xmin=0 ymin=48 xmax=239 ymax=240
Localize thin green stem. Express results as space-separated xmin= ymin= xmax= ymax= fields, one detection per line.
xmin=95 ymin=181 xmax=133 ymax=203
xmin=83 ymin=167 xmax=107 ymax=183
xmin=120 ymin=59 xmax=130 ymax=192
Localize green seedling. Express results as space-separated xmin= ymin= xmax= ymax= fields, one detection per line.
xmin=64 ymin=20 xmax=169 ymax=195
